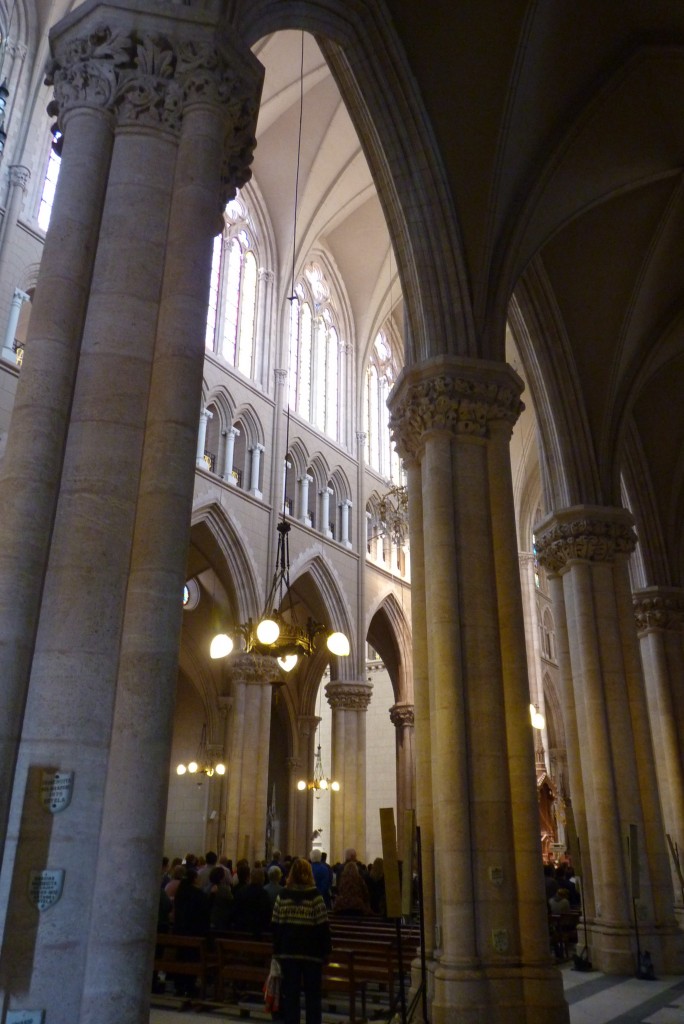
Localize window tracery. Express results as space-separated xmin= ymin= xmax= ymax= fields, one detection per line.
xmin=364 ymin=327 xmax=401 ymax=481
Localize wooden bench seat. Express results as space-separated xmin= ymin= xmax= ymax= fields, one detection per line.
xmin=153 ymin=933 xmax=218 ymax=999
xmin=214 ymin=937 xmax=273 ymax=1002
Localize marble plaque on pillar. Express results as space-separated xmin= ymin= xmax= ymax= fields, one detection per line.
xmin=6 ymin=1012 xmax=45 ymax=1024
xmin=40 ymin=771 xmax=74 ymax=813
xmin=28 ymin=870 xmax=65 ymax=911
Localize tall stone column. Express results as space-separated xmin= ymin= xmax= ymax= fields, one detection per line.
xmin=222 ymin=425 xmax=240 ymax=482
xmin=340 ymin=498 xmax=352 ymax=548
xmin=319 ymin=487 xmax=333 ymax=537
xmin=1 ymin=285 xmax=29 ymax=363
xmin=286 ymin=756 xmax=302 ymax=856
xmin=536 ymin=508 xmax=683 ymax=973
xmin=77 ymin=33 xmax=261 ymax=1024
xmin=294 ymin=714 xmax=320 ymax=857
xmin=0 ymin=165 xmax=30 ymax=294
xmin=0 ymin=74 xmax=115 ymax=874
xmin=196 ymin=405 xmax=213 ymax=466
xmin=389 ymin=702 xmax=415 ymax=829
xmin=389 ymin=355 xmax=568 ymax=1024
xmin=298 ymin=473 xmax=312 ymax=524
xmin=248 ymin=441 xmax=265 ymax=497
xmin=326 ymin=680 xmax=372 ymax=861
xmin=0 ymin=9 xmax=263 ymax=1023
xmin=633 ymin=587 xmax=684 ymax=904
xmin=224 ymin=654 xmax=281 ymax=865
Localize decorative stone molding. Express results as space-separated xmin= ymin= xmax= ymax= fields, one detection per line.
xmin=45 ymin=23 xmax=260 ymax=193
xmin=9 ymin=165 xmax=30 ymax=191
xmin=389 ymin=702 xmax=415 ymax=728
xmin=388 ymin=357 xmax=524 ymax=459
xmin=325 ymin=680 xmax=373 ymax=711
xmin=633 ymin=587 xmax=684 ymax=633
xmin=534 ymin=506 xmax=637 ymax=573
xmin=297 ymin=715 xmax=321 ymax=740
xmin=286 ymin=756 xmax=302 ymax=771
xmin=274 ymin=367 xmax=288 ymax=385
xmin=229 ymin=652 xmax=284 ymax=686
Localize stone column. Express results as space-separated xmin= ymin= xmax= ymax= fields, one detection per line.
xmin=285 ymin=756 xmax=302 ymax=856
xmin=248 ymin=441 xmax=265 ymax=497
xmin=254 ymin=267 xmax=274 ymax=386
xmin=326 ymin=681 xmax=372 ymax=861
xmin=319 ymin=487 xmax=333 ymax=537
xmin=294 ymin=714 xmax=320 ymax=857
xmin=390 ymin=702 xmax=415 ymax=829
xmin=224 ymin=654 xmax=282 ymax=865
xmin=1 ymin=286 xmax=29 ymax=363
xmin=222 ymin=425 xmax=240 ymax=482
xmin=633 ymin=587 xmax=684 ymax=904
xmin=536 ymin=508 xmax=683 ymax=973
xmin=0 ymin=26 xmax=180 ymax=1018
xmin=389 ymin=356 xmax=568 ymax=1024
xmin=77 ymin=35 xmax=261 ymax=1023
xmin=196 ymin=405 xmax=213 ymax=467
xmin=0 ymin=164 xmax=30 ymax=290
xmin=298 ymin=473 xmax=312 ymax=525
xmin=519 ymin=551 xmax=545 ymax=710
xmin=0 ymin=60 xmax=115 ymax=873
xmin=340 ymin=498 xmax=352 ymax=549
xmin=403 ymin=456 xmax=436 ymax=957
xmin=267 ymin=368 xmax=288 ymax=571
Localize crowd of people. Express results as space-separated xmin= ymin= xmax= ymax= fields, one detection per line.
xmin=155 ymin=846 xmax=389 ymax=1019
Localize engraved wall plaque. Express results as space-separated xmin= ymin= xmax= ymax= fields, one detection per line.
xmin=40 ymin=771 xmax=74 ymax=813
xmin=28 ymin=870 xmax=64 ymax=911
xmin=6 ymin=1011 xmax=45 ymax=1024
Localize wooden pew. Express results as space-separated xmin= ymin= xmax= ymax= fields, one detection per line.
xmin=214 ymin=937 xmax=273 ymax=1002
xmin=153 ymin=933 xmax=218 ymax=999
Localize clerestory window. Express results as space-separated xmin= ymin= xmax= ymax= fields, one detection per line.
xmin=206 ymin=195 xmax=258 ymax=379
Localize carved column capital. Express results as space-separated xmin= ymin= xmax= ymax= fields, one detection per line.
xmin=389 ymin=702 xmax=415 ymax=728
xmin=229 ymin=652 xmax=284 ymax=686
xmin=286 ymin=756 xmax=302 ymax=772
xmin=534 ymin=506 xmax=637 ymax=574
xmin=388 ymin=356 xmax=524 ymax=460
xmin=9 ymin=165 xmax=30 ymax=191
xmin=325 ymin=680 xmax=373 ymax=711
xmin=633 ymin=586 xmax=684 ymax=633
xmin=298 ymin=715 xmax=321 ymax=740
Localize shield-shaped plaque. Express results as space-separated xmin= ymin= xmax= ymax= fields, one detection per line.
xmin=40 ymin=771 xmax=74 ymax=813
xmin=28 ymin=870 xmax=64 ymax=911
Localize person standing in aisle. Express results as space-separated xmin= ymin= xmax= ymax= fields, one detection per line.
xmin=272 ymin=858 xmax=332 ymax=1024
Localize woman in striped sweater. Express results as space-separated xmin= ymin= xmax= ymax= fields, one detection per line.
xmin=272 ymin=858 xmax=332 ymax=1024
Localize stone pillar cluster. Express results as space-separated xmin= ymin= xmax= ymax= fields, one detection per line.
xmin=535 ymin=509 xmax=683 ymax=972
xmin=0 ymin=6 xmax=263 ymax=1023
xmin=326 ymin=680 xmax=372 ymax=860
xmin=389 ymin=355 xmax=568 ymax=1024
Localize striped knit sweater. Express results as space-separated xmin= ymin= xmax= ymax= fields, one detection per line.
xmin=271 ymin=884 xmax=332 ymax=962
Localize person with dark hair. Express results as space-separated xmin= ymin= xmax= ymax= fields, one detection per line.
xmin=272 ymin=858 xmax=332 ymax=1024
xmin=332 ymin=860 xmax=371 ymax=917
xmin=172 ymin=868 xmax=211 ymax=997
xmin=231 ymin=866 xmax=273 ymax=937
xmin=209 ymin=865 xmax=234 ymax=933
xmin=310 ymin=849 xmax=332 ymax=908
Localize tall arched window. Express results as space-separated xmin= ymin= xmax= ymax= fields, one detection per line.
xmin=205 ymin=195 xmax=258 ymax=378
xmin=288 ymin=262 xmax=343 ymax=441
xmin=364 ymin=328 xmax=401 ymax=481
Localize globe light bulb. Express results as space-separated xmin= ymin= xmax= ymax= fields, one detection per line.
xmin=216 ymin=763 xmax=226 ymax=775
xmin=297 ymin=780 xmax=307 ymax=791
xmin=319 ymin=778 xmax=328 ymax=790
xmin=327 ymin=631 xmax=350 ymax=656
xmin=331 ymin=780 xmax=340 ymax=792
xmin=177 ymin=764 xmax=187 ymax=775
xmin=278 ymin=653 xmax=298 ymax=672
xmin=256 ymin=617 xmax=280 ymax=645
xmin=210 ymin=633 xmax=233 ymax=659
xmin=188 ymin=761 xmax=198 ymax=774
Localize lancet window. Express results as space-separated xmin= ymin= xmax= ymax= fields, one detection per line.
xmin=364 ymin=328 xmax=401 ymax=481
xmin=206 ymin=196 xmax=258 ymax=378
xmin=288 ymin=262 xmax=342 ymax=442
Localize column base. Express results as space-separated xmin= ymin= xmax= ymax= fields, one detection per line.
xmin=430 ymin=959 xmax=569 ymax=1024
xmin=586 ymin=920 xmax=684 ymax=975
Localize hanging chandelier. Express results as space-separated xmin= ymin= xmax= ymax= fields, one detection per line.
xmin=297 ymin=743 xmax=340 ymax=796
xmin=176 ymin=724 xmax=225 ymax=779
xmin=209 ymin=36 xmax=349 ymax=675
xmin=209 ymin=520 xmax=350 ymax=672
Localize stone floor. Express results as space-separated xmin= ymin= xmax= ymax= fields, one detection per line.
xmin=149 ymin=964 xmax=684 ymax=1023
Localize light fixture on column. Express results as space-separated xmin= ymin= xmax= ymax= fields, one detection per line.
xmin=176 ymin=723 xmax=226 ymax=779
xmin=210 ymin=33 xmax=350 ymax=674
xmin=530 ymin=703 xmax=545 ymax=730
